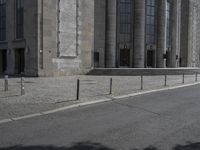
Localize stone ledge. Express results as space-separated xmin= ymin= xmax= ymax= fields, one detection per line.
xmin=88 ymin=68 xmax=200 ymax=76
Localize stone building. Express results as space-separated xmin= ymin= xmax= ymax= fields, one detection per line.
xmin=0 ymin=0 xmax=199 ymax=76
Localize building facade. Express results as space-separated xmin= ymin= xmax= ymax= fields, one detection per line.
xmin=0 ymin=0 xmax=199 ymax=76
xmin=94 ymin=0 xmax=200 ymax=69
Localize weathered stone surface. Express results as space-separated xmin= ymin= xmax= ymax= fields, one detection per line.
xmin=1 ymin=0 xmax=200 ymax=77
xmin=59 ymin=0 xmax=77 ymax=57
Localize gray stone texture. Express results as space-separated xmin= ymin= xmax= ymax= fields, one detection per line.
xmin=171 ymin=0 xmax=181 ymax=68
xmin=94 ymin=0 xmax=106 ymax=68
xmin=133 ymin=0 xmax=146 ymax=68
xmin=0 ymin=0 xmax=200 ymax=76
xmin=59 ymin=0 xmax=77 ymax=57
xmin=105 ymin=0 xmax=117 ymax=68
xmin=187 ymin=0 xmax=200 ymax=67
xmin=180 ymin=0 xmax=190 ymax=67
xmin=156 ymin=0 xmax=166 ymax=68
xmin=0 ymin=74 xmax=199 ymax=120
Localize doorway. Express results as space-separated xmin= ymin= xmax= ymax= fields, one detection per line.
xmin=146 ymin=50 xmax=156 ymax=68
xmin=0 ymin=50 xmax=7 ymax=73
xmin=120 ymin=49 xmax=130 ymax=68
xmin=15 ymin=48 xmax=25 ymax=74
xmin=94 ymin=52 xmax=100 ymax=68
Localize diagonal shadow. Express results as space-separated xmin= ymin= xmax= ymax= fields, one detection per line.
xmin=174 ymin=142 xmax=200 ymax=150
xmin=0 ymin=94 xmax=20 ymax=99
xmin=0 ymin=142 xmax=115 ymax=150
xmin=1 ymin=141 xmax=200 ymax=150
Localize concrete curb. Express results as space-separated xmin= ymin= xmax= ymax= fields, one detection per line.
xmin=0 ymin=82 xmax=200 ymax=125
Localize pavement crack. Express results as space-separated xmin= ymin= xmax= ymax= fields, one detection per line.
xmin=114 ymin=101 xmax=162 ymax=116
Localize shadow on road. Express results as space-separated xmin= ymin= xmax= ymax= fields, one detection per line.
xmin=1 ymin=141 xmax=200 ymax=150
xmin=174 ymin=142 xmax=200 ymax=150
xmin=0 ymin=142 xmax=114 ymax=150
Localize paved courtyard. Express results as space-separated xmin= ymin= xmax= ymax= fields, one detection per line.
xmin=0 ymin=74 xmax=199 ymax=120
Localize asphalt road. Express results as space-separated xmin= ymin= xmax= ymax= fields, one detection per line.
xmin=1 ymin=84 xmax=200 ymax=150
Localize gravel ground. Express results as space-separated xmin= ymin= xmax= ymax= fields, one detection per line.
xmin=0 ymin=74 xmax=199 ymax=120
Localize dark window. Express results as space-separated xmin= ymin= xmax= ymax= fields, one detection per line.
xmin=119 ymin=0 xmax=131 ymax=36
xmin=16 ymin=0 xmax=24 ymax=39
xmin=145 ymin=0 xmax=157 ymax=44
xmin=15 ymin=48 xmax=25 ymax=74
xmin=0 ymin=0 xmax=6 ymax=41
xmin=166 ymin=0 xmax=172 ymax=47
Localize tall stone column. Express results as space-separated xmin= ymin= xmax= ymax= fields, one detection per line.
xmin=157 ymin=0 xmax=166 ymax=68
xmin=170 ymin=0 xmax=181 ymax=67
xmin=94 ymin=0 xmax=106 ymax=68
xmin=180 ymin=0 xmax=189 ymax=67
xmin=106 ymin=0 xmax=117 ymax=68
xmin=133 ymin=0 xmax=145 ymax=68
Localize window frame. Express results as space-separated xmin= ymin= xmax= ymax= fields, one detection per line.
xmin=166 ymin=0 xmax=172 ymax=48
xmin=0 ymin=0 xmax=6 ymax=41
xmin=16 ymin=0 xmax=24 ymax=39
xmin=145 ymin=0 xmax=157 ymax=45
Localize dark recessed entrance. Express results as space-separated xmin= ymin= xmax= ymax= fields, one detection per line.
xmin=94 ymin=52 xmax=100 ymax=68
xmin=147 ymin=50 xmax=155 ymax=68
xmin=0 ymin=50 xmax=7 ymax=73
xmin=120 ymin=49 xmax=130 ymax=67
xmin=15 ymin=48 xmax=25 ymax=74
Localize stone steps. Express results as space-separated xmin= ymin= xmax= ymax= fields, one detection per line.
xmin=88 ymin=68 xmax=200 ymax=76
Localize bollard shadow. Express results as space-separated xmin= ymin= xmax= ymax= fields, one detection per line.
xmin=54 ymin=99 xmax=79 ymax=104
xmin=0 ymin=94 xmax=20 ymax=99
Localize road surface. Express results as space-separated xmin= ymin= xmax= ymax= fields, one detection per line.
xmin=1 ymin=84 xmax=200 ymax=150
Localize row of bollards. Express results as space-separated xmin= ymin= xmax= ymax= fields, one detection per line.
xmin=3 ymin=74 xmax=25 ymax=96
xmin=76 ymin=73 xmax=199 ymax=100
xmin=141 ymin=73 xmax=199 ymax=90
xmin=76 ymin=78 xmax=113 ymax=101
xmin=3 ymin=72 xmax=199 ymax=100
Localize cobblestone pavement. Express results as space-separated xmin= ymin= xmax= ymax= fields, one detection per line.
xmin=0 ymin=74 xmax=199 ymax=120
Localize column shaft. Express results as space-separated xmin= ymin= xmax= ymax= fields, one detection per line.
xmin=106 ymin=0 xmax=117 ymax=68
xmin=157 ymin=0 xmax=166 ymax=68
xmin=133 ymin=0 xmax=145 ymax=68
xmin=171 ymin=0 xmax=181 ymax=67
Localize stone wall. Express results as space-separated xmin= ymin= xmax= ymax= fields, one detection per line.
xmin=188 ymin=0 xmax=200 ymax=67
xmin=59 ymin=0 xmax=77 ymax=57
xmin=38 ymin=0 xmax=58 ymax=76
xmin=41 ymin=0 xmax=94 ymax=76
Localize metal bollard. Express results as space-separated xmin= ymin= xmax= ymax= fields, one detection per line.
xmin=141 ymin=75 xmax=143 ymax=90
xmin=182 ymin=73 xmax=185 ymax=84
xmin=195 ymin=72 xmax=198 ymax=82
xmin=109 ymin=78 xmax=113 ymax=95
xmin=21 ymin=77 xmax=25 ymax=96
xmin=4 ymin=75 xmax=8 ymax=92
xmin=76 ymin=79 xmax=80 ymax=100
xmin=164 ymin=75 xmax=167 ymax=87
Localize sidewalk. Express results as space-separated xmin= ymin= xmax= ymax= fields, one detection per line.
xmin=0 ymin=74 xmax=199 ymax=120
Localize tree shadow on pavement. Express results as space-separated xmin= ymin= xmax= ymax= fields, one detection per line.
xmin=174 ymin=142 xmax=200 ymax=150
xmin=0 ymin=142 xmax=115 ymax=150
xmin=131 ymin=146 xmax=158 ymax=150
xmin=132 ymin=142 xmax=200 ymax=150
xmin=1 ymin=141 xmax=200 ymax=150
